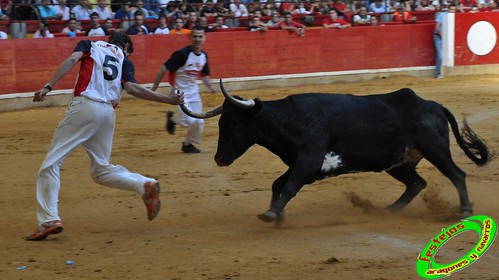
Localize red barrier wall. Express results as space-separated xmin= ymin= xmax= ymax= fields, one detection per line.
xmin=0 ymin=24 xmax=435 ymax=95
xmin=454 ymin=12 xmax=499 ymax=65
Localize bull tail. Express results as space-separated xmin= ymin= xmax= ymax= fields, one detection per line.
xmin=441 ymin=106 xmax=491 ymax=166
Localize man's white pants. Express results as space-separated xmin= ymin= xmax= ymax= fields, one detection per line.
xmin=36 ymin=97 xmax=155 ymax=225
xmin=175 ymin=100 xmax=205 ymax=145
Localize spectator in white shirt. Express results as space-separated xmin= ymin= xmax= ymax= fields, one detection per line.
xmin=211 ymin=15 xmax=228 ymax=29
xmin=72 ymin=0 xmax=93 ymax=20
xmin=92 ymin=0 xmax=113 ymax=19
xmin=478 ymin=0 xmax=495 ymax=8
xmin=293 ymin=2 xmax=311 ymax=14
xmin=54 ymin=0 xmax=71 ymax=20
xmin=369 ymin=0 xmax=388 ymax=13
xmin=431 ymin=0 xmax=447 ymax=10
xmin=87 ymin=12 xmax=109 ymax=36
xmin=230 ymin=0 xmax=248 ymax=17
xmin=153 ymin=14 xmax=170 ymax=34
xmin=34 ymin=20 xmax=55 ymax=38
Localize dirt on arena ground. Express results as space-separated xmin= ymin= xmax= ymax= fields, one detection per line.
xmin=0 ymin=75 xmax=498 ymax=280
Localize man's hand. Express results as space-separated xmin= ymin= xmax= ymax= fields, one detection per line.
xmin=168 ymin=88 xmax=184 ymax=105
xmin=33 ymin=88 xmax=50 ymax=102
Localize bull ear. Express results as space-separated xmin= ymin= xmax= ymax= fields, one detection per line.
xmin=179 ymin=104 xmax=223 ymax=119
xmin=220 ymin=79 xmax=255 ymax=109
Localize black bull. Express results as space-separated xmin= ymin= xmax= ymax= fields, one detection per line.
xmin=180 ymin=80 xmax=490 ymax=222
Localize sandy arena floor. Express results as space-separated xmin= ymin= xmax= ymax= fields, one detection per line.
xmin=0 ymin=75 xmax=498 ymax=280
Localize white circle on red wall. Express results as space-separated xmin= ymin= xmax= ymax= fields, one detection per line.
xmin=467 ymin=21 xmax=497 ymax=56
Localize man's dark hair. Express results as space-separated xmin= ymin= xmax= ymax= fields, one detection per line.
xmin=90 ymin=12 xmax=99 ymax=18
xmin=109 ymin=31 xmax=134 ymax=54
xmin=134 ymin=10 xmax=144 ymax=18
xmin=192 ymin=25 xmax=205 ymax=33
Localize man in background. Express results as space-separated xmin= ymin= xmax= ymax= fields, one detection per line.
xmin=434 ymin=3 xmax=456 ymax=79
xmin=151 ymin=26 xmax=217 ymax=154
xmin=87 ymin=12 xmax=109 ymax=36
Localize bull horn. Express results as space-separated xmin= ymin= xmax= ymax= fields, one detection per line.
xmin=180 ymin=104 xmax=223 ymax=119
xmin=220 ymin=79 xmax=255 ymax=108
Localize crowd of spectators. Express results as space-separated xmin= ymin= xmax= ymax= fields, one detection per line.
xmin=0 ymin=0 xmax=497 ymax=39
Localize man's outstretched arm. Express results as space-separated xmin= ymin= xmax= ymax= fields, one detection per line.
xmin=33 ymin=51 xmax=84 ymax=102
xmin=124 ymin=81 xmax=184 ymax=105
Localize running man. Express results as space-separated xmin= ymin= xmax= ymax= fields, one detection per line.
xmin=151 ymin=25 xmax=217 ymax=154
xmin=26 ymin=32 xmax=184 ymax=241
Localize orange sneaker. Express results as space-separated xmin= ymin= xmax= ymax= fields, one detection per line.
xmin=143 ymin=181 xmax=161 ymax=221
xmin=25 ymin=220 xmax=63 ymax=241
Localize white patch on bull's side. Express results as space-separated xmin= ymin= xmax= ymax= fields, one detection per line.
xmin=321 ymin=152 xmax=343 ymax=172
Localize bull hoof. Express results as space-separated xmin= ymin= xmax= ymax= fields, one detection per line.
xmin=258 ymin=211 xmax=278 ymax=223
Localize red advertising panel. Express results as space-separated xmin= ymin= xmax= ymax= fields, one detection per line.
xmin=454 ymin=12 xmax=499 ymax=65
